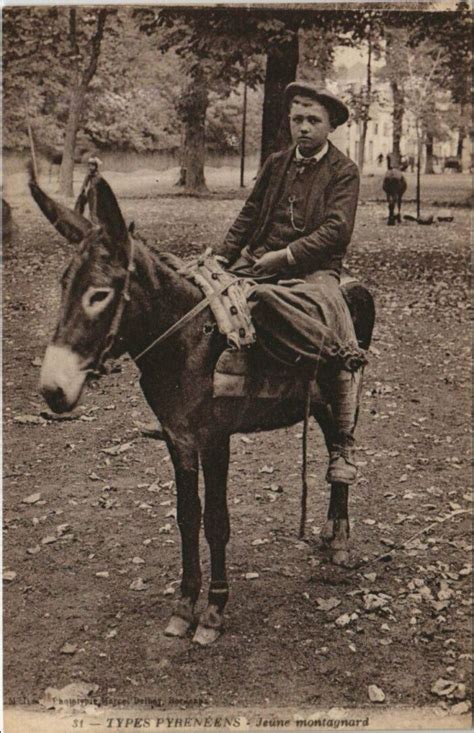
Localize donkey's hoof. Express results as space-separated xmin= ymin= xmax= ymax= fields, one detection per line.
xmin=331 ymin=549 xmax=350 ymax=567
xmin=164 ymin=615 xmax=191 ymax=637
xmin=192 ymin=624 xmax=221 ymax=646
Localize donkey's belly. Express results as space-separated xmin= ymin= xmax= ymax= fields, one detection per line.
xmin=213 ymin=395 xmax=325 ymax=434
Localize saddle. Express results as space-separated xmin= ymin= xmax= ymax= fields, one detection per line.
xmin=183 ymin=253 xmax=358 ymax=401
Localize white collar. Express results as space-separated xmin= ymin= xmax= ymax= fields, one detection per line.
xmin=295 ymin=141 xmax=329 ymax=163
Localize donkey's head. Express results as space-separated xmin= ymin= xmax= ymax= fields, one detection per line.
xmin=30 ymin=167 xmax=134 ymax=413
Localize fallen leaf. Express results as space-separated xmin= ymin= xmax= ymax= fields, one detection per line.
xmin=335 ymin=612 xmax=358 ymax=627
xmin=132 ymin=557 xmax=145 ymax=565
xmin=101 ymin=441 xmax=134 ymax=456
xmin=60 ymin=643 xmax=77 ymax=655
xmin=244 ymin=572 xmax=260 ymax=580
xmin=450 ymin=701 xmax=471 ymax=715
xmin=130 ymin=578 xmax=148 ymax=591
xmin=41 ymin=535 xmax=57 ymax=545
xmin=27 ymin=545 xmax=41 ymax=556
xmin=368 ymin=684 xmax=386 ymax=703
xmin=14 ymin=414 xmax=46 ymax=425
xmin=96 ymin=571 xmax=109 ymax=579
xmin=259 ymin=465 xmax=275 ymax=474
xmin=22 ymin=492 xmax=41 ymax=504
xmin=3 ymin=571 xmax=17 ymax=582
xmin=316 ymin=597 xmax=341 ymax=612
xmin=39 ymin=683 xmax=99 ymax=710
xmin=431 ymin=678 xmax=457 ymax=697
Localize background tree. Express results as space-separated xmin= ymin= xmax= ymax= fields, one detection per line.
xmin=402 ymin=38 xmax=449 ymax=216
xmin=3 ymin=6 xmax=109 ymax=196
xmin=58 ymin=8 xmax=108 ymax=196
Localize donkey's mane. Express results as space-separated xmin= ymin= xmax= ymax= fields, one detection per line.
xmin=132 ymin=238 xmax=200 ymax=302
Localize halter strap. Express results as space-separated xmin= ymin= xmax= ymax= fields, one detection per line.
xmin=91 ymin=234 xmax=136 ymax=373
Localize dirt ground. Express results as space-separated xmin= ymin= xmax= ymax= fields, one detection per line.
xmin=2 ymin=174 xmax=472 ymax=723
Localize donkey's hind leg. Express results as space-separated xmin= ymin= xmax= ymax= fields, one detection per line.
xmin=164 ymin=439 xmax=202 ymax=638
xmin=193 ymin=436 xmax=231 ymax=646
xmin=313 ymin=404 xmax=351 ymax=566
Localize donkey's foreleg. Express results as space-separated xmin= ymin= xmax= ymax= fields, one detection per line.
xmin=193 ymin=438 xmax=231 ymax=646
xmin=387 ymin=197 xmax=396 ymax=226
xmin=397 ymin=195 xmax=402 ymax=223
xmin=164 ymin=441 xmax=202 ymax=638
xmin=321 ymin=483 xmax=350 ymax=566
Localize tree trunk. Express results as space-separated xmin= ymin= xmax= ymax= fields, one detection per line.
xmin=177 ymin=75 xmax=209 ymax=194
xmin=416 ymin=136 xmax=422 ymax=219
xmin=58 ymin=9 xmax=107 ymax=198
xmin=240 ymin=74 xmax=248 ymax=188
xmin=59 ymin=83 xmax=85 ymax=197
xmin=390 ymin=79 xmax=404 ymax=167
xmin=456 ymin=125 xmax=465 ymax=171
xmin=358 ymin=37 xmax=372 ymax=175
xmin=176 ymin=131 xmax=187 ymax=187
xmin=424 ymin=132 xmax=435 ymax=174
xmin=260 ymin=28 xmax=299 ymax=165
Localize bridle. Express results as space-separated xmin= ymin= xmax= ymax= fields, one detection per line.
xmin=89 ymin=234 xmax=136 ymax=376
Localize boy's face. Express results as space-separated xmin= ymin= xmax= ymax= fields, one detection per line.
xmin=289 ymin=97 xmax=334 ymax=156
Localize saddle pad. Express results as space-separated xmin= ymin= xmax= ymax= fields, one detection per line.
xmin=213 ymin=349 xmax=325 ymax=402
xmin=183 ymin=253 xmax=256 ymax=350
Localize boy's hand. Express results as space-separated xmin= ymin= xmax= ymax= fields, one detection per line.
xmin=253 ymin=250 xmax=288 ymax=276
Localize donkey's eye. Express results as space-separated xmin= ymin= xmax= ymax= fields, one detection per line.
xmin=91 ymin=290 xmax=110 ymax=305
xmin=82 ymin=287 xmax=114 ymax=317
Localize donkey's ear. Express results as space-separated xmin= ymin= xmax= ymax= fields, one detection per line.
xmin=88 ymin=177 xmax=128 ymax=248
xmin=128 ymin=221 xmax=135 ymax=235
xmin=28 ymin=162 xmax=92 ymax=244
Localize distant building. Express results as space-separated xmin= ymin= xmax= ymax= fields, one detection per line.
xmin=329 ymin=79 xmax=471 ymax=173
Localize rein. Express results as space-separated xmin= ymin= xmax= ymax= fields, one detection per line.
xmin=133 ymin=279 xmax=233 ymax=364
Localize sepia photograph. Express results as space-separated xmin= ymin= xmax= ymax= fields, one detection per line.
xmin=2 ymin=1 xmax=472 ymax=731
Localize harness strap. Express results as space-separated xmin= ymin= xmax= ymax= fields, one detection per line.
xmin=133 ymin=279 xmax=235 ymax=364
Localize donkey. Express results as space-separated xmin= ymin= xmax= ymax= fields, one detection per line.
xmin=383 ymin=168 xmax=407 ymax=225
xmin=31 ymin=169 xmax=375 ymax=646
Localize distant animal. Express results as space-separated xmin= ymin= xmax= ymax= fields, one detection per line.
xmin=383 ymin=168 xmax=407 ymax=225
xmin=29 ymin=166 xmax=376 ymax=646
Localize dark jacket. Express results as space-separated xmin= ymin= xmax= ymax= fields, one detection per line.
xmin=215 ymin=141 xmax=360 ymax=279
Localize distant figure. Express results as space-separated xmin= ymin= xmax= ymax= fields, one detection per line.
xmin=377 ymin=153 xmax=384 ymax=166
xmin=383 ymin=167 xmax=407 ymax=225
xmin=75 ymin=157 xmax=103 ymax=220
xmin=408 ymin=155 xmax=415 ymax=172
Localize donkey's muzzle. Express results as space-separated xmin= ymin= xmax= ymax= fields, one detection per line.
xmin=40 ymin=344 xmax=87 ymax=413
xmin=41 ymin=385 xmax=73 ymax=414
